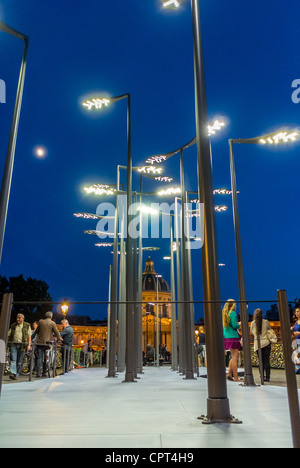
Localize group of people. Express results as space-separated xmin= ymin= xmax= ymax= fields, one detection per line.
xmin=6 ymin=302 xmax=300 ymax=382
xmin=7 ymin=311 xmax=74 ymax=380
xmin=223 ymin=299 xmax=300 ymax=383
xmin=143 ymin=343 xmax=171 ymax=366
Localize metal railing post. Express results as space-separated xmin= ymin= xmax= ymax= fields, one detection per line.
xmin=0 ymin=293 xmax=13 ymax=398
xmin=277 ymin=289 xmax=300 ymax=448
xmin=29 ymin=343 xmax=36 ymax=382
xmin=53 ymin=343 xmax=57 ymax=378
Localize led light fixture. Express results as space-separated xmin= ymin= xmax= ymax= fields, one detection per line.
xmin=208 ymin=120 xmax=226 ymax=136
xmin=259 ymin=131 xmax=300 ymax=145
xmin=161 ymin=0 xmax=183 ymax=8
xmin=155 ymin=176 xmax=173 ymax=182
xmin=215 ymin=205 xmax=228 ymax=212
xmin=137 ymin=166 xmax=163 ymax=175
xmin=82 ymin=98 xmax=110 ymax=110
xmin=84 ymin=184 xmax=117 ymax=196
xmin=157 ymin=187 xmax=181 ymax=196
xmin=145 ymin=155 xmax=167 ymax=165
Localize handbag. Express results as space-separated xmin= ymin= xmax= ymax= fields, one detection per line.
xmin=267 ymin=328 xmax=277 ymax=344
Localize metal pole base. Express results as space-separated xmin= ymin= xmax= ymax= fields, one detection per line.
xmin=106 ymin=372 xmax=118 ymax=378
xmin=198 ymin=398 xmax=242 ymax=425
xmin=122 ymin=378 xmax=137 ymax=383
xmin=183 ymin=375 xmax=196 ymax=381
xmin=241 ymin=374 xmax=258 ymax=387
xmin=198 ymin=414 xmax=242 ymax=425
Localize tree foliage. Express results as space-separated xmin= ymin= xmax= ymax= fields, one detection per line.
xmin=0 ymin=274 xmax=52 ymax=325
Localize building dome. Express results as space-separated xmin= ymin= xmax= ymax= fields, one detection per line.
xmin=142 ymin=257 xmax=171 ymax=293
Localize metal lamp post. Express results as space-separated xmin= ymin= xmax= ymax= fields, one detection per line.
xmin=229 ymin=128 xmax=300 ymax=387
xmin=82 ymin=93 xmax=135 ymax=382
xmin=155 ymin=274 xmax=162 ymax=366
xmin=161 ymin=0 xmax=232 ymax=423
xmin=0 ymin=22 xmax=29 ymax=266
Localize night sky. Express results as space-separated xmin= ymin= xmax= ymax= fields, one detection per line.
xmin=0 ymin=0 xmax=299 ymax=321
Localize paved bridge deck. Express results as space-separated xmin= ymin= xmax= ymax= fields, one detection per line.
xmin=0 ymin=367 xmax=296 ymax=448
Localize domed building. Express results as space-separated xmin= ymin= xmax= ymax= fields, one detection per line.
xmin=142 ymin=257 xmax=172 ymax=351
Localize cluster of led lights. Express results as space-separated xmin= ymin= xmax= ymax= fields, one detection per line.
xmin=259 ymin=131 xmax=299 ymax=145
xmin=215 ymin=205 xmax=228 ymax=212
xmin=208 ymin=120 xmax=226 ymax=136
xmin=155 ymin=176 xmax=173 ymax=182
xmin=84 ymin=184 xmax=116 ymax=195
xmin=213 ymin=189 xmax=239 ymax=195
xmin=157 ymin=187 xmax=181 ymax=196
xmin=95 ymin=243 xmax=114 ymax=247
xmin=74 ymin=212 xmax=104 ymax=220
xmin=162 ymin=0 xmax=184 ymax=8
xmin=146 ymin=155 xmax=167 ymax=165
xmin=82 ymin=98 xmax=110 ymax=110
xmin=137 ymin=166 xmax=163 ymax=175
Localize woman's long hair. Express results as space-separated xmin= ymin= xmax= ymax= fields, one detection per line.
xmin=254 ymin=308 xmax=263 ymax=336
xmin=222 ymin=299 xmax=236 ymax=329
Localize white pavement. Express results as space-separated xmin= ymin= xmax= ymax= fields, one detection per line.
xmin=0 ymin=366 xmax=296 ymax=448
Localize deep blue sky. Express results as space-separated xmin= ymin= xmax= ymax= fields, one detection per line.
xmin=0 ymin=0 xmax=299 ymax=321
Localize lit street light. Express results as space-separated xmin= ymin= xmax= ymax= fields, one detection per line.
xmin=160 ymin=0 xmax=233 ymax=423
xmin=81 ymin=93 xmax=135 ymax=382
xmin=61 ymin=299 xmax=69 ymax=318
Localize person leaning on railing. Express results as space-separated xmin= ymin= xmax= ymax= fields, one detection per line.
xmin=32 ymin=311 xmax=62 ymax=378
xmin=7 ymin=314 xmax=31 ymax=380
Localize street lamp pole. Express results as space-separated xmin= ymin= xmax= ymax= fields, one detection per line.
xmin=82 ymin=93 xmax=134 ymax=382
xmin=180 ymin=150 xmax=194 ymax=379
xmin=123 ymin=94 xmax=136 ymax=382
xmin=190 ymin=0 xmax=231 ymax=422
xmin=0 ymin=22 xmax=29 ymax=266
xmin=169 ymin=216 xmax=178 ymax=370
xmin=107 ymin=167 xmax=120 ymax=378
xmin=229 ymin=140 xmax=255 ymax=387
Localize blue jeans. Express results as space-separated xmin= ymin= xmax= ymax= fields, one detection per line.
xmin=10 ymin=343 xmax=25 ymax=376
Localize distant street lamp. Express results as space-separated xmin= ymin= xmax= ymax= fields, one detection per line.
xmin=61 ymin=299 xmax=69 ymax=318
xmin=229 ymin=128 xmax=300 ymax=387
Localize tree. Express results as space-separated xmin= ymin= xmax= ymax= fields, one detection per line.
xmin=0 ymin=274 xmax=52 ymax=324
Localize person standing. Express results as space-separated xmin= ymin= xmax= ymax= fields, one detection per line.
xmin=82 ymin=339 xmax=93 ymax=367
xmin=60 ymin=319 xmax=74 ymax=373
xmin=8 ymin=314 xmax=31 ymax=380
xmin=223 ymin=299 xmax=243 ymax=383
xmin=291 ymin=303 xmax=300 ymax=349
xmin=250 ymin=308 xmax=273 ymax=382
xmin=33 ymin=311 xmax=62 ymax=377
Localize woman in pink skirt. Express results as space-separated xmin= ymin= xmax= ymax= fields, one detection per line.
xmin=222 ymin=299 xmax=243 ymax=383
